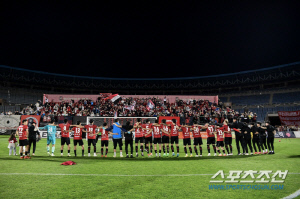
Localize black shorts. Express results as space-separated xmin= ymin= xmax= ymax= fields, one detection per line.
xmin=74 ymin=140 xmax=83 ymax=146
xmin=153 ymin=138 xmax=161 ymax=144
xmin=171 ymin=136 xmax=179 ymax=144
xmin=113 ymin=139 xmax=123 ymax=149
xmin=225 ymin=137 xmax=232 ymax=145
xmin=207 ymin=137 xmax=216 ymax=145
xmin=216 ymin=141 xmax=224 ymax=147
xmin=101 ymin=140 xmax=109 ymax=147
xmin=162 ymin=135 xmax=169 ymax=144
xmin=145 ymin=137 xmax=153 ymax=144
xmin=19 ymin=139 xmax=28 ymax=146
xmin=88 ymin=139 xmax=96 ymax=146
xmin=183 ymin=138 xmax=191 ymax=146
xmin=135 ymin=137 xmax=144 ymax=143
xmin=193 ymin=137 xmax=203 ymax=145
xmin=61 ymin=137 xmax=70 ymax=145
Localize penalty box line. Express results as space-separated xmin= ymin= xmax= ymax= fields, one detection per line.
xmin=0 ymin=173 xmax=300 ymax=177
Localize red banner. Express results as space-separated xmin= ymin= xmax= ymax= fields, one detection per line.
xmin=20 ymin=115 xmax=41 ymax=126
xmin=278 ymin=111 xmax=300 ymax=126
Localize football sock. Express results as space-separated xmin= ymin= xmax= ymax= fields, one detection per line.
xmin=199 ymin=146 xmax=202 ymax=155
xmin=74 ymin=150 xmax=77 ymax=156
xmin=25 ymin=151 xmax=28 ymax=156
xmin=163 ymin=146 xmax=166 ymax=153
xmin=68 ymin=150 xmax=70 ymax=154
xmin=94 ymin=147 xmax=96 ymax=153
xmin=194 ymin=146 xmax=198 ymax=155
xmin=167 ymin=145 xmax=169 ymax=153
xmin=52 ymin=147 xmax=55 ymax=153
xmin=101 ymin=148 xmax=103 ymax=155
xmin=150 ymin=145 xmax=153 ymax=153
xmin=88 ymin=147 xmax=90 ymax=153
xmin=177 ymin=146 xmax=179 ymax=153
xmin=120 ymin=152 xmax=122 ymax=156
xmin=61 ymin=150 xmax=63 ymax=153
xmin=106 ymin=148 xmax=108 ymax=155
xmin=229 ymin=145 xmax=232 ymax=153
xmin=207 ymin=145 xmax=210 ymax=153
xmin=114 ymin=152 xmax=116 ymax=156
xmin=141 ymin=145 xmax=143 ymax=152
xmin=225 ymin=146 xmax=229 ymax=154
xmin=135 ymin=146 xmax=138 ymax=152
xmin=20 ymin=152 xmax=23 ymax=156
xmin=82 ymin=150 xmax=84 ymax=156
xmin=171 ymin=145 xmax=174 ymax=152
xmin=213 ymin=146 xmax=216 ymax=153
xmin=217 ymin=150 xmax=220 ymax=154
xmin=159 ymin=150 xmax=161 ymax=154
xmin=184 ymin=147 xmax=187 ymax=154
xmin=47 ymin=146 xmax=50 ymax=152
xmin=155 ymin=150 xmax=157 ymax=154
xmin=222 ymin=150 xmax=225 ymax=154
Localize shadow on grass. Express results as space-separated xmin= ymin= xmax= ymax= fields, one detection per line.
xmin=0 ymin=155 xmax=257 ymax=162
xmin=287 ymin=155 xmax=300 ymax=158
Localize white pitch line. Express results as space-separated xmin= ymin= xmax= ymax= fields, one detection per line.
xmin=282 ymin=189 xmax=300 ymax=199
xmin=0 ymin=173 xmax=300 ymax=177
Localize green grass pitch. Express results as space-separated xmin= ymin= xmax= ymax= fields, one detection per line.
xmin=0 ymin=136 xmax=299 ymax=199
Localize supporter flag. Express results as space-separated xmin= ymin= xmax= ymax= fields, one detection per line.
xmin=146 ymin=100 xmax=155 ymax=111
xmin=114 ymin=111 xmax=118 ymax=118
xmin=124 ymin=101 xmax=136 ymax=111
xmin=104 ymin=94 xmax=122 ymax=104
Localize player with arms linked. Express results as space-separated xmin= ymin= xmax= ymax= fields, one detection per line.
xmin=16 ymin=119 xmax=31 ymax=159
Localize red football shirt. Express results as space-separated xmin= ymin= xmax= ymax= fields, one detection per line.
xmin=223 ymin=125 xmax=232 ymax=137
xmin=161 ymin=124 xmax=170 ymax=136
xmin=206 ymin=125 xmax=215 ymax=138
xmin=134 ymin=123 xmax=143 ymax=138
xmin=216 ymin=128 xmax=224 ymax=141
xmin=84 ymin=124 xmax=98 ymax=139
xmin=18 ymin=125 xmax=28 ymax=140
xmin=152 ymin=125 xmax=161 ymax=138
xmin=192 ymin=125 xmax=202 ymax=138
xmin=170 ymin=124 xmax=179 ymax=137
xmin=100 ymin=128 xmax=109 ymax=141
xmin=182 ymin=127 xmax=191 ymax=139
xmin=143 ymin=123 xmax=152 ymax=138
xmin=59 ymin=123 xmax=71 ymax=138
xmin=72 ymin=127 xmax=83 ymax=140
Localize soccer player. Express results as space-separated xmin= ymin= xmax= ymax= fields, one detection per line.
xmin=152 ymin=120 xmax=162 ymax=157
xmin=191 ymin=120 xmax=203 ymax=157
xmin=181 ymin=123 xmax=193 ymax=157
xmin=203 ymin=123 xmax=217 ymax=156
xmin=243 ymin=123 xmax=253 ymax=155
xmin=59 ymin=119 xmax=75 ymax=157
xmin=170 ymin=119 xmax=181 ymax=157
xmin=39 ymin=119 xmax=58 ymax=156
xmin=252 ymin=123 xmax=261 ymax=154
xmin=100 ymin=122 xmax=117 ymax=157
xmin=84 ymin=119 xmax=100 ymax=157
xmin=143 ymin=119 xmax=153 ymax=157
xmin=256 ymin=122 xmax=268 ymax=154
xmin=215 ymin=125 xmax=226 ymax=156
xmin=16 ymin=119 xmax=30 ymax=159
xmin=134 ymin=118 xmax=144 ymax=157
xmin=72 ymin=121 xmax=86 ymax=157
xmin=265 ymin=122 xmax=276 ymax=154
xmin=122 ymin=121 xmax=134 ymax=158
xmin=161 ymin=119 xmax=171 ymax=157
xmin=111 ymin=118 xmax=123 ymax=158
xmin=223 ymin=119 xmax=233 ymax=155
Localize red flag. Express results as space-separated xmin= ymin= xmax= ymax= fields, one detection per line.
xmin=60 ymin=161 xmax=76 ymax=165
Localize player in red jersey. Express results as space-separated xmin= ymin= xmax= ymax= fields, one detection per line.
xmin=84 ymin=119 xmax=100 ymax=157
xmin=134 ymin=118 xmax=144 ymax=157
xmin=191 ymin=120 xmax=203 ymax=157
xmin=59 ymin=119 xmax=76 ymax=157
xmin=99 ymin=122 xmax=117 ymax=157
xmin=16 ymin=120 xmax=30 ymax=159
xmin=143 ymin=119 xmax=153 ymax=157
xmin=152 ymin=120 xmax=162 ymax=157
xmin=202 ymin=123 xmax=217 ymax=156
xmin=72 ymin=121 xmax=87 ymax=157
xmin=223 ymin=119 xmax=233 ymax=155
xmin=215 ymin=125 xmax=226 ymax=156
xmin=170 ymin=119 xmax=181 ymax=157
xmin=181 ymin=123 xmax=193 ymax=157
xmin=161 ymin=119 xmax=171 ymax=157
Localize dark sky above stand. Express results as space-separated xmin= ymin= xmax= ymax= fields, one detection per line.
xmin=1 ymin=1 xmax=300 ymax=78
